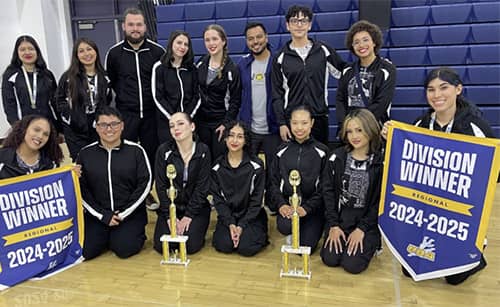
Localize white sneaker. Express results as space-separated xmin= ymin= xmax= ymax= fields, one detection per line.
xmin=145 ymin=194 xmax=159 ymax=210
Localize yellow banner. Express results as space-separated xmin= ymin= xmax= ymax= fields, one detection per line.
xmin=2 ymin=218 xmax=73 ymax=246
xmin=392 ymin=184 xmax=473 ymax=216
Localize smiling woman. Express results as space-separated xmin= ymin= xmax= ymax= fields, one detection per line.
xmin=335 ymin=20 xmax=397 ymax=129
xmin=152 ymin=30 xmax=198 ymax=145
xmin=55 ymin=37 xmax=112 ymax=162
xmin=1 ymin=35 xmax=59 ymax=131
xmin=211 ymin=120 xmax=269 ymax=256
xmin=0 ymin=115 xmax=62 ymax=179
xmin=194 ymin=24 xmax=242 ymax=160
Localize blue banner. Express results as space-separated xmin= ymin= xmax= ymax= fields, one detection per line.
xmin=379 ymin=121 xmax=500 ymax=281
xmin=0 ymin=166 xmax=84 ymax=290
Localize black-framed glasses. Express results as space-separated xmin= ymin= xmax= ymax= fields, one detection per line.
xmin=289 ymin=18 xmax=310 ymax=26
xmin=96 ymin=121 xmax=122 ymax=129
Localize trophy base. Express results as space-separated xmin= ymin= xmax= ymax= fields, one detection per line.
xmin=160 ymin=258 xmax=190 ymax=267
xmin=160 ymin=234 xmax=190 ymax=266
xmin=280 ymin=269 xmax=311 ymax=280
xmin=280 ymin=245 xmax=312 ymax=279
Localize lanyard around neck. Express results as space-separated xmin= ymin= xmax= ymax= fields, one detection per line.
xmin=87 ymin=74 xmax=98 ymax=108
xmin=22 ymin=66 xmax=37 ymax=109
xmin=430 ymin=112 xmax=454 ymax=133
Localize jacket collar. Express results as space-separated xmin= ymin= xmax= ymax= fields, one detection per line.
xmin=122 ymin=39 xmax=149 ymax=51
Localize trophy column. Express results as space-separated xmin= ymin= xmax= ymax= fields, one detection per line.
xmin=280 ymin=170 xmax=311 ymax=279
xmin=160 ymin=164 xmax=190 ymax=266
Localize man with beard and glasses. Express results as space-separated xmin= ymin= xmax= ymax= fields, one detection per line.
xmin=105 ymin=7 xmax=164 ymax=210
xmin=238 ymin=22 xmax=280 ymax=214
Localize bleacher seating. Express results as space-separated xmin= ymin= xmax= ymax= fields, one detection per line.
xmin=215 ymin=1 xmax=247 ymax=19
xmin=247 ymin=0 xmax=281 ymax=17
xmin=156 ymin=0 xmax=500 ymax=138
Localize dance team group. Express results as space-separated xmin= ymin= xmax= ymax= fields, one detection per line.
xmin=0 ymin=5 xmax=494 ymax=285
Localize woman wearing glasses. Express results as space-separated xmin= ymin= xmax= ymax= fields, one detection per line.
xmin=56 ymin=38 xmax=112 ymax=161
xmin=335 ymin=20 xmax=396 ymax=129
xmin=77 ymin=106 xmax=152 ymax=260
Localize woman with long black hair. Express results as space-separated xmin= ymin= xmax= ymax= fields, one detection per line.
xmin=56 ymin=37 xmax=112 ymax=161
xmin=152 ymin=30 xmax=198 ymax=145
xmin=211 ymin=120 xmax=269 ymax=256
xmin=2 ymin=35 xmax=58 ymax=130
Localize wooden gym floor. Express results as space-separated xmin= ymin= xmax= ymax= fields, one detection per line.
xmin=1 ymin=147 xmax=499 ymax=306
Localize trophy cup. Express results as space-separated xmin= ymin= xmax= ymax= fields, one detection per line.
xmin=280 ymin=170 xmax=311 ymax=279
xmin=160 ymin=164 xmax=190 ymax=266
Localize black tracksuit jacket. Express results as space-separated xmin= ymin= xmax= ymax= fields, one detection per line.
xmin=323 ymin=147 xmax=383 ymax=233
xmin=55 ymin=71 xmax=112 ymax=137
xmin=268 ymin=137 xmax=329 ymax=214
xmin=195 ymin=54 xmax=242 ymax=127
xmin=336 ymin=56 xmax=397 ymax=126
xmin=2 ymin=66 xmax=58 ymax=126
xmin=105 ymin=39 xmax=165 ymax=117
xmin=211 ymin=152 xmax=265 ymax=229
xmin=0 ymin=147 xmax=57 ymax=179
xmin=414 ymin=101 xmax=495 ymax=138
xmin=77 ymin=140 xmax=152 ymax=225
xmin=152 ymin=60 xmax=199 ymax=120
xmin=154 ymin=141 xmax=211 ymax=219
xmin=271 ymin=39 xmax=345 ymax=124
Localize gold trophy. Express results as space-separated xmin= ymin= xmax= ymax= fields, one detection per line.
xmin=280 ymin=170 xmax=311 ymax=279
xmin=160 ymin=164 xmax=190 ymax=266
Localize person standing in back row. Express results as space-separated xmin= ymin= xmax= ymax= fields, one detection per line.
xmin=105 ymin=7 xmax=164 ymax=208
xmin=272 ymin=5 xmax=346 ymax=145
xmin=238 ymin=22 xmax=281 ymax=210
xmin=195 ymin=24 xmax=241 ymax=160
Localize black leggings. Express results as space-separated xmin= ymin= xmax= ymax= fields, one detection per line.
xmin=320 ymin=229 xmax=380 ymax=274
xmin=212 ymin=208 xmax=269 ymax=256
xmin=276 ymin=210 xmax=324 ymax=253
xmin=83 ymin=209 xmax=147 ymax=260
xmin=153 ymin=206 xmax=211 ymax=255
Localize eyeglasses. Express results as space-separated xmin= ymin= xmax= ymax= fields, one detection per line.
xmin=352 ymin=37 xmax=372 ymax=47
xmin=96 ymin=121 xmax=122 ymax=129
xmin=289 ymin=18 xmax=310 ymax=26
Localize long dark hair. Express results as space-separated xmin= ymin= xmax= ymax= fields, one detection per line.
xmin=3 ymin=115 xmax=63 ymax=164
xmin=67 ymin=37 xmax=105 ymax=109
xmin=203 ymin=24 xmax=228 ymax=79
xmin=161 ymin=30 xmax=194 ymax=69
xmin=224 ymin=120 xmax=252 ymax=154
xmin=7 ymin=35 xmax=48 ymax=71
xmin=424 ymin=67 xmax=479 ymax=115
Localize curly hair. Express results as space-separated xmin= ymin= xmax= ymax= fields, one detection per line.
xmin=224 ymin=120 xmax=252 ymax=154
xmin=3 ymin=115 xmax=63 ymax=164
xmin=345 ymin=20 xmax=383 ymax=55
